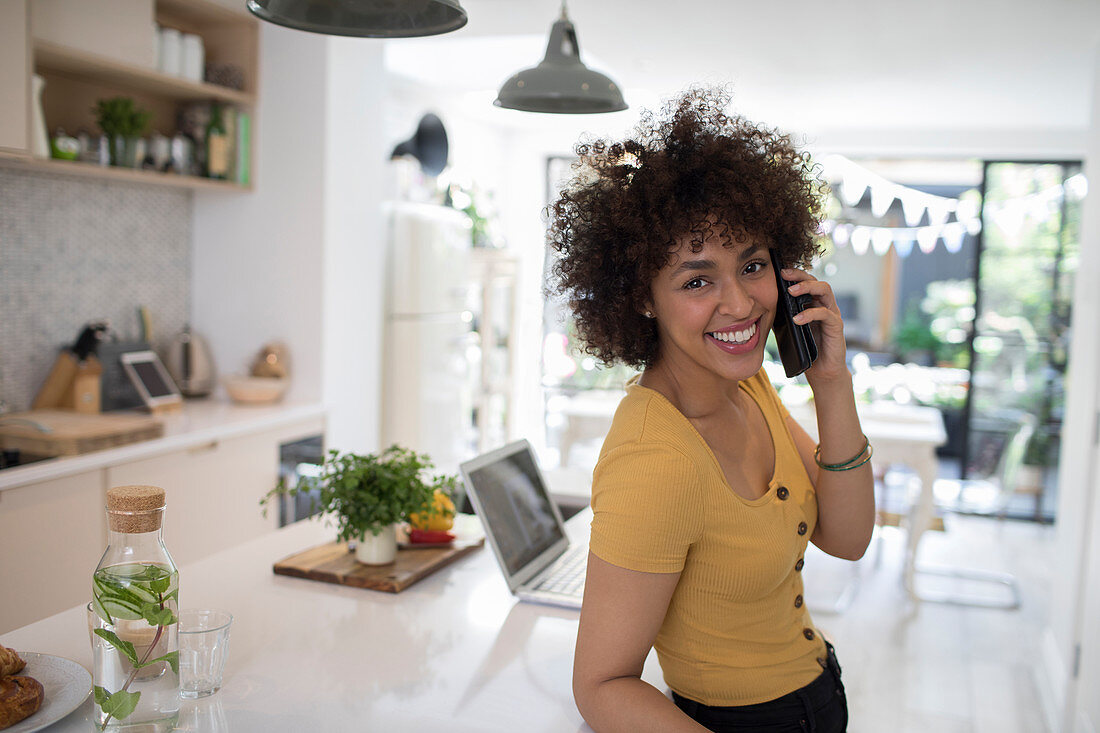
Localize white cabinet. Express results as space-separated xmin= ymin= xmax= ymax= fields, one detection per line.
xmin=0 ymin=0 xmax=30 ymax=155
xmin=105 ymin=423 xmax=318 ymax=568
xmin=0 ymin=470 xmax=105 ymax=633
xmin=0 ymin=412 xmax=324 ymax=634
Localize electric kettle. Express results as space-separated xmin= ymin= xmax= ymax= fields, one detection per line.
xmin=166 ymin=325 xmax=215 ymax=397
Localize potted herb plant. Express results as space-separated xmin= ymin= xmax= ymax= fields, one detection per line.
xmin=262 ymin=445 xmax=458 ymax=565
xmin=93 ymin=97 xmax=151 ymax=168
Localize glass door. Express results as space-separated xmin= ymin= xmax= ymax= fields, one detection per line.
xmin=963 ymin=161 xmax=1083 ymax=520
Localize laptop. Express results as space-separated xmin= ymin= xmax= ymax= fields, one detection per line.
xmin=460 ymin=440 xmax=588 ymax=609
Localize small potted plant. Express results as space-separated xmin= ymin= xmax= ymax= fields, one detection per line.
xmin=93 ymin=97 xmax=151 ymax=168
xmin=262 ymin=445 xmax=457 ymax=565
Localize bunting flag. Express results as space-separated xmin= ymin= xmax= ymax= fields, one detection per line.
xmin=829 ymin=221 xmax=979 ymax=257
xmin=840 ymin=167 xmax=869 ymax=206
xmin=942 ymin=222 xmax=966 ymax=253
xmin=917 ymin=227 xmax=939 ymax=254
xmin=871 ymin=227 xmax=894 ymax=255
xmin=894 ymin=233 xmax=915 ymax=258
xmin=832 ymin=223 xmax=851 ymax=248
xmin=900 ymin=193 xmax=926 ymax=226
xmin=851 ymin=226 xmax=871 ymax=255
xmin=818 ymin=155 xmax=1085 ymax=258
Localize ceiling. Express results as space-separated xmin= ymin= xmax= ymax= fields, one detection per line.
xmin=384 ymin=0 xmax=1100 ymax=136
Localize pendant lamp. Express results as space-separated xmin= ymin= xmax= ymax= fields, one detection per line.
xmin=390 ymin=113 xmax=449 ymax=176
xmin=247 ymin=0 xmax=467 ymax=38
xmin=495 ymin=2 xmax=627 ymax=114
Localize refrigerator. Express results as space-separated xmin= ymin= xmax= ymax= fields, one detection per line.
xmin=380 ymin=202 xmax=474 ymax=475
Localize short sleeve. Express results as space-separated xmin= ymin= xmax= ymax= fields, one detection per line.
xmin=589 ymin=441 xmax=703 ymax=573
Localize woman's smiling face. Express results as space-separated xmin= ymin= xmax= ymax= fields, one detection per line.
xmin=646 ymin=226 xmax=778 ymax=386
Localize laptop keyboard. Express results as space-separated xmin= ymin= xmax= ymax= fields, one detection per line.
xmin=533 ymin=544 xmax=588 ymax=597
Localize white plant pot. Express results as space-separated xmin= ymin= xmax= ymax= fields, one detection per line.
xmin=354 ymin=524 xmax=397 ymax=565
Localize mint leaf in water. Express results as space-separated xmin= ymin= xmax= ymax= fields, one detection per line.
xmin=141 ymin=605 xmax=176 ymax=627
xmin=145 ymin=650 xmax=180 ymax=675
xmin=149 ymin=575 xmax=171 ymax=594
xmin=93 ymin=628 xmax=139 ymax=666
xmin=101 ymin=689 xmax=141 ymax=720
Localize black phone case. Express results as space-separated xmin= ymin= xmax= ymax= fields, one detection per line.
xmin=770 ymin=249 xmax=818 ymax=378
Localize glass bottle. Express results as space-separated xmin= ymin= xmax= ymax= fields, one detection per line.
xmin=204 ymin=103 xmax=230 ymax=180
xmin=90 ymin=485 xmax=180 ymax=731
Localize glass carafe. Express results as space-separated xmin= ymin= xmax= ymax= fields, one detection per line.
xmin=90 ymin=485 xmax=180 ymax=730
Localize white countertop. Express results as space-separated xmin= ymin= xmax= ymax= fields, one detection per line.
xmin=0 ymin=399 xmax=326 ymax=491
xmin=0 ymin=509 xmax=665 ymax=732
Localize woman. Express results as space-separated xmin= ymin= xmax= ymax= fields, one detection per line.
xmin=549 ymin=88 xmax=875 ymax=733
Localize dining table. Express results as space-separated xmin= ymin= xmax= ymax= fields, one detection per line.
xmin=786 ymin=399 xmax=948 ymax=600
xmin=0 ymin=508 xmax=664 ymax=732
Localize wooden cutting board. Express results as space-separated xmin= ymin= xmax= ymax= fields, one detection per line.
xmin=273 ymin=538 xmax=484 ymax=593
xmin=0 ymin=409 xmax=164 ymax=456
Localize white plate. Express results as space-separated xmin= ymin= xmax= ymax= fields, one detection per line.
xmin=6 ymin=652 xmax=91 ymax=733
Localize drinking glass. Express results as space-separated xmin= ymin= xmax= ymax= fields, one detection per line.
xmin=178 ymin=609 xmax=232 ymax=698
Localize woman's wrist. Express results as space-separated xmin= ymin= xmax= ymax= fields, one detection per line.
xmin=806 ymin=368 xmax=854 ymax=402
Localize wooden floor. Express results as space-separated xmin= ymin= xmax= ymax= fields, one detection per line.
xmin=803 ymin=515 xmax=1055 ymax=733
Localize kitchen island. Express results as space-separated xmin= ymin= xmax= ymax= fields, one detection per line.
xmin=0 ymin=508 xmax=665 ymax=732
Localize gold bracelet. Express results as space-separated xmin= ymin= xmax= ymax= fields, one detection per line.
xmin=814 ymin=436 xmax=872 ymax=471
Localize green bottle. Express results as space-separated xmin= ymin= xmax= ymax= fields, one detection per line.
xmin=204 ymin=103 xmax=230 ymax=179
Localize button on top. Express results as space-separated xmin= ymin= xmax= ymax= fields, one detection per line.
xmin=803 ymin=628 xmax=815 ymax=641
xmin=794 ymin=594 xmax=804 ymax=608
xmin=795 ymin=558 xmax=804 ymax=571
xmin=797 ymin=521 xmax=808 ymax=535
xmin=776 ymin=486 xmax=790 ymax=500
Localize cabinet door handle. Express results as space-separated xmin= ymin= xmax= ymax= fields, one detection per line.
xmin=188 ymin=440 xmax=219 ymax=455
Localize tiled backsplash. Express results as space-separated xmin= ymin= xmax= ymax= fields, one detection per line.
xmin=0 ymin=169 xmax=192 ymax=412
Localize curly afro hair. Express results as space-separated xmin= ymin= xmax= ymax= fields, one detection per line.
xmin=547 ymin=87 xmax=826 ymax=370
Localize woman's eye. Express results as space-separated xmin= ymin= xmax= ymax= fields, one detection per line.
xmin=744 ymin=261 xmax=766 ymax=275
xmin=683 ymin=277 xmax=706 ymax=290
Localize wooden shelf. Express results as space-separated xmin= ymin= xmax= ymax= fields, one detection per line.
xmin=0 ymin=153 xmax=251 ymax=192
xmin=34 ymin=40 xmax=255 ymax=106
xmin=1 ymin=0 xmax=259 ymax=190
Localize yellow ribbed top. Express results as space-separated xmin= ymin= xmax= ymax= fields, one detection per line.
xmin=589 ymin=369 xmax=826 ymax=706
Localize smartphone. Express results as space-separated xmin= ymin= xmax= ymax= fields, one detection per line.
xmin=770 ymin=249 xmax=818 ymax=378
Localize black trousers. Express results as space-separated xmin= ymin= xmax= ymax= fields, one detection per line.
xmin=672 ymin=642 xmax=848 ymax=733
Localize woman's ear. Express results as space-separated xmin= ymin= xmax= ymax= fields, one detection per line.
xmin=641 ymin=302 xmax=655 ymax=320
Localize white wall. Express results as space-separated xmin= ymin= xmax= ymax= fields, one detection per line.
xmin=193 ymin=26 xmax=390 ymax=454
xmin=1042 ymin=45 xmax=1100 ymax=733
xmin=192 ymin=24 xmax=327 ymax=407
xmin=321 ymin=39 xmax=388 ymax=453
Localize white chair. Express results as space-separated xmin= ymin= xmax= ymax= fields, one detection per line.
xmin=912 ymin=413 xmax=1036 ymax=609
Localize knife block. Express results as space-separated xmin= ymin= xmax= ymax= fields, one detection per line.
xmin=32 ymin=352 xmax=102 ymax=414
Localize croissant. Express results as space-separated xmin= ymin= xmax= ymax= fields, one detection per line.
xmin=0 ymin=647 xmax=23 ymax=677
xmin=0 ymin=675 xmax=44 ymax=730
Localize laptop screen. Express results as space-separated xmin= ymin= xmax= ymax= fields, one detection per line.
xmin=463 ymin=444 xmax=565 ymax=576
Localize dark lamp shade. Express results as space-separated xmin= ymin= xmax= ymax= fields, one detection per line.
xmin=247 ymin=0 xmax=468 ymax=38
xmin=495 ymin=18 xmax=627 ymax=114
xmin=390 ymin=113 xmax=449 ymax=176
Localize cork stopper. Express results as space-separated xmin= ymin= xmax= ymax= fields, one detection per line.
xmin=106 ymin=485 xmax=166 ymax=533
